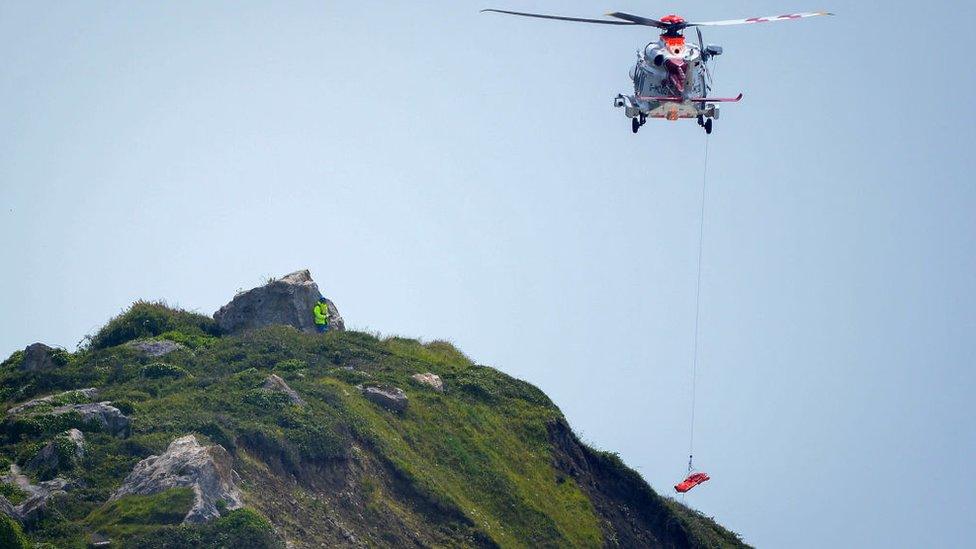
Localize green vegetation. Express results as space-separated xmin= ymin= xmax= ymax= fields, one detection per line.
xmin=88 ymin=301 xmax=219 ymax=350
xmin=158 ymin=330 xmax=217 ymax=350
xmin=141 ymin=362 xmax=189 ymax=379
xmin=126 ymin=508 xmax=283 ymax=549
xmin=48 ymin=389 xmax=95 ymax=406
xmin=0 ymin=514 xmax=30 ymax=549
xmin=4 ymin=410 xmax=88 ymax=442
xmin=663 ymin=498 xmax=748 ymax=547
xmin=0 ymin=302 xmax=744 ymax=547
xmin=85 ymin=488 xmax=195 ymax=538
xmin=272 ymin=358 xmax=305 ymax=372
xmin=1 ymin=349 xmax=25 ymax=370
xmin=0 ymin=483 xmax=28 ymax=505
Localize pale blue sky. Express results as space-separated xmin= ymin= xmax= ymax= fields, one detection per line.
xmin=2 ymin=1 xmax=974 ymax=546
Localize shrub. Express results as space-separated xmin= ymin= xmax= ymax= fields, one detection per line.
xmin=453 ymin=368 xmax=553 ymax=408
xmin=0 ymin=483 xmax=27 ymax=505
xmin=205 ymin=508 xmax=281 ymax=547
xmin=49 ymin=348 xmax=71 ymax=367
xmin=273 ymin=359 xmax=306 ymax=372
xmin=31 ymin=432 xmax=84 ymax=480
xmin=4 ymin=410 xmax=87 ymax=441
xmin=112 ymin=400 xmax=136 ymax=415
xmin=228 ymin=368 xmax=264 ymax=388
xmin=194 ymin=422 xmax=237 ymax=453
xmin=242 ymin=389 xmax=291 ymax=410
xmin=1 ymin=350 xmax=25 ymax=370
xmin=49 ymin=389 xmax=95 ymax=406
xmin=141 ymin=363 xmax=189 ymax=379
xmin=124 ymin=508 xmax=282 ymax=548
xmin=277 ymin=408 xmax=349 ymax=462
xmin=89 ymin=301 xmax=219 ymax=350
xmin=0 ymin=515 xmax=29 ymax=549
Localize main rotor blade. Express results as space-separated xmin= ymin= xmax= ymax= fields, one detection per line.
xmin=688 ymin=11 xmax=833 ymax=27
xmin=480 ymin=9 xmax=637 ymax=26
xmin=604 ymin=12 xmax=668 ymax=29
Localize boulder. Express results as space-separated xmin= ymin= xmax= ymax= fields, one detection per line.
xmin=262 ymin=374 xmax=305 ymax=406
xmin=411 ymin=373 xmax=444 ymax=392
xmin=0 ymin=464 xmax=71 ymax=524
xmin=52 ymin=402 xmax=130 ymax=437
xmin=213 ymin=270 xmax=345 ymax=335
xmin=362 ymin=386 xmax=408 ymax=413
xmin=6 ymin=388 xmax=99 ymax=416
xmin=111 ymin=435 xmax=243 ymax=524
xmin=128 ymin=339 xmax=183 ymax=358
xmin=26 ymin=429 xmax=85 ymax=473
xmin=21 ymin=343 xmax=58 ymax=372
xmin=65 ymin=428 xmax=85 ymax=450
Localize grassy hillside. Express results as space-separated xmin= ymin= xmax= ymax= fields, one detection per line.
xmin=0 ymin=302 xmax=745 ymax=548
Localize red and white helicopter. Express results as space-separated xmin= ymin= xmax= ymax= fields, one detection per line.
xmin=482 ymin=9 xmax=832 ymax=134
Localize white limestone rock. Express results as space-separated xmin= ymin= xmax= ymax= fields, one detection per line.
xmin=111 ymin=435 xmax=243 ymax=524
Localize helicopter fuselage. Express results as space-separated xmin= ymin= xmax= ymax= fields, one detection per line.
xmin=614 ymin=33 xmax=723 ymax=128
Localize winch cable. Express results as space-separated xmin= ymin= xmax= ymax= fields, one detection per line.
xmin=687 ymin=133 xmax=710 ymax=476
xmin=685 ymin=55 xmax=719 ymax=481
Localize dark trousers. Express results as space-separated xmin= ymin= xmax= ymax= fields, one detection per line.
xmin=316 ymin=324 xmax=329 ymax=333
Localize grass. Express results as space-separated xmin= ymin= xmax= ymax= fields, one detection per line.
xmin=124 ymin=508 xmax=282 ymax=549
xmin=141 ymin=362 xmax=190 ymax=379
xmin=85 ymin=488 xmax=195 ymax=538
xmin=335 ymin=376 xmax=602 ymax=546
xmin=0 ymin=514 xmax=29 ymax=549
xmin=661 ymin=497 xmax=746 ymax=547
xmin=0 ymin=483 xmax=28 ymax=505
xmin=0 ymin=302 xmax=745 ymax=548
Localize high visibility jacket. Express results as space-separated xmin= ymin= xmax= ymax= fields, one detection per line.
xmin=313 ymin=302 xmax=329 ymax=325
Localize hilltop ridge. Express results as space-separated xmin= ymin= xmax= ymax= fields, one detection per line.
xmin=0 ymin=271 xmax=746 ymax=548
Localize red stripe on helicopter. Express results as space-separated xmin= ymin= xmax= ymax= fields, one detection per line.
xmin=747 ymin=14 xmax=804 ymax=23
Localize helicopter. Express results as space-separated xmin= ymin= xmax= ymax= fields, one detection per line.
xmin=482 ymin=9 xmax=832 ymax=134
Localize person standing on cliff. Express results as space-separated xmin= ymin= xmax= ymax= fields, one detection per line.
xmin=313 ymin=297 xmax=330 ymax=333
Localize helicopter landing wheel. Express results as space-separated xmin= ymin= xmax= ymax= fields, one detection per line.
xmin=704 ymin=118 xmax=713 ymax=135
xmin=632 ymin=117 xmax=640 ymax=134
xmin=697 ymin=115 xmax=704 ymax=126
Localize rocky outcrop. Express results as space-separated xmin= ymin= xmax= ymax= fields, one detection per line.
xmin=26 ymin=429 xmax=85 ymax=473
xmin=111 ymin=435 xmax=243 ymax=524
xmin=0 ymin=465 xmax=72 ymax=524
xmin=411 ymin=373 xmax=444 ymax=392
xmin=214 ymin=270 xmax=345 ymax=335
xmin=53 ymin=403 xmax=131 ymax=437
xmin=6 ymin=391 xmax=129 ymax=438
xmin=6 ymin=388 xmax=99 ymax=416
xmin=362 ymin=386 xmax=408 ymax=413
xmin=128 ymin=339 xmax=183 ymax=358
xmin=20 ymin=343 xmax=59 ymax=372
xmin=262 ymin=374 xmax=305 ymax=406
